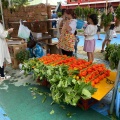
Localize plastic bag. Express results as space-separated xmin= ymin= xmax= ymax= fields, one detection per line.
xmin=18 ymin=21 xmax=30 ymax=39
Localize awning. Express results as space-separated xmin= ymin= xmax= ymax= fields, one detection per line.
xmin=61 ymin=0 xmax=120 ymax=7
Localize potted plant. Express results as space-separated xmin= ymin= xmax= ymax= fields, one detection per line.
xmin=103 ymin=13 xmax=113 ymax=31
xmin=83 ymin=7 xmax=90 ymax=20
xmin=100 ymin=12 xmax=106 ymax=28
xmin=115 ymin=5 xmax=120 ymax=26
xmin=74 ymin=6 xmax=83 ymax=19
xmin=57 ymin=12 xmax=62 ymax=18
xmin=74 ymin=6 xmax=84 ymax=29
xmin=16 ymin=49 xmax=30 ymax=69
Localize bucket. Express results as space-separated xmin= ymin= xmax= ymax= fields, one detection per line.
xmin=76 ymin=19 xmax=84 ymax=29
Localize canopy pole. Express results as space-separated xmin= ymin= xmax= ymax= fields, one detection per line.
xmin=0 ymin=0 xmax=5 ymax=28
xmin=106 ymin=0 xmax=108 ymax=14
xmin=109 ymin=60 xmax=120 ymax=114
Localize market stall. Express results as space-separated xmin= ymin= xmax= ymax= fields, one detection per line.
xmin=22 ymin=54 xmax=116 ymax=110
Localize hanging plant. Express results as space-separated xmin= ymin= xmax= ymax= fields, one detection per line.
xmin=8 ymin=0 xmax=29 ymax=13
xmin=57 ymin=12 xmax=62 ymax=18
xmin=83 ymin=7 xmax=90 ymax=20
xmin=115 ymin=5 xmax=120 ymax=20
xmin=115 ymin=5 xmax=120 ymax=26
xmin=74 ymin=6 xmax=83 ymax=19
xmin=103 ymin=13 xmax=113 ymax=31
xmin=89 ymin=8 xmax=97 ymax=15
xmin=100 ymin=12 xmax=106 ymax=28
xmin=2 ymin=0 xmax=9 ymax=9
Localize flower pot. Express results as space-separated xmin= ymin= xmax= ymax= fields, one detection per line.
xmin=100 ymin=22 xmax=104 ymax=29
xmin=36 ymin=77 xmax=49 ymax=87
xmin=104 ymin=26 xmax=110 ymax=32
xmin=115 ymin=19 xmax=120 ymax=27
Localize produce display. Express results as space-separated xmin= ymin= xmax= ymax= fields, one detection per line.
xmin=22 ymin=54 xmax=110 ymax=106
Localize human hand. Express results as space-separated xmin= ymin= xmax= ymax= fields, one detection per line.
xmin=8 ymin=28 xmax=14 ymax=34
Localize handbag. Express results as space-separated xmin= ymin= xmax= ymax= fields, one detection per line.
xmin=18 ymin=21 xmax=30 ymax=39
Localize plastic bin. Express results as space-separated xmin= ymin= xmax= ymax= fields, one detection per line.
xmin=32 ymin=32 xmax=42 ymax=39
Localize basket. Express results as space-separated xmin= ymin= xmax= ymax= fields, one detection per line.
xmin=76 ymin=19 xmax=84 ymax=29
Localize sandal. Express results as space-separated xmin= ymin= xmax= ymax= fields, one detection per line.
xmin=0 ymin=75 xmax=11 ymax=80
xmin=101 ymin=50 xmax=104 ymax=53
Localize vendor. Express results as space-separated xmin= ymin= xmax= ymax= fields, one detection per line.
xmin=27 ymin=40 xmax=44 ymax=58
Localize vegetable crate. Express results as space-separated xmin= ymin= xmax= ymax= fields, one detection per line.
xmin=36 ymin=78 xmax=50 ymax=87
xmin=77 ymin=98 xmax=98 ymax=110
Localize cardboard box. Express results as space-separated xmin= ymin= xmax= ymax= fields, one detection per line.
xmin=11 ymin=57 xmax=19 ymax=69
xmin=8 ymin=43 xmax=27 ymax=57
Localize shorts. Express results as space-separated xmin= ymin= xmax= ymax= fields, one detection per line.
xmin=97 ymin=26 xmax=101 ymax=32
xmin=105 ymin=30 xmax=114 ymax=40
xmin=83 ymin=39 xmax=95 ymax=52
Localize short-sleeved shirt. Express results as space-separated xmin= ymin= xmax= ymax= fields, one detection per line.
xmin=84 ymin=24 xmax=97 ymax=40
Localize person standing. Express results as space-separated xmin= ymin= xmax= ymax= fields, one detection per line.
xmin=51 ymin=11 xmax=58 ymax=28
xmin=57 ymin=9 xmax=77 ymax=56
xmin=101 ymin=5 xmax=116 ymax=53
xmin=56 ymin=9 xmax=67 ymax=55
xmin=83 ymin=14 xmax=98 ymax=62
xmin=97 ymin=9 xmax=102 ymax=40
xmin=74 ymin=30 xmax=79 ymax=54
xmin=0 ymin=23 xmax=13 ymax=80
xmin=57 ymin=9 xmax=66 ymax=39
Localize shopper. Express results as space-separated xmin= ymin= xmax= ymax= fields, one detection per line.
xmin=0 ymin=23 xmax=13 ymax=80
xmin=83 ymin=14 xmax=98 ymax=62
xmin=57 ymin=9 xmax=67 ymax=55
xmin=74 ymin=30 xmax=79 ymax=54
xmin=57 ymin=9 xmax=66 ymax=39
xmin=27 ymin=40 xmax=44 ymax=58
xmin=101 ymin=5 xmax=116 ymax=53
xmin=97 ymin=9 xmax=102 ymax=40
xmin=51 ymin=11 xmax=58 ymax=28
xmin=57 ymin=9 xmax=77 ymax=56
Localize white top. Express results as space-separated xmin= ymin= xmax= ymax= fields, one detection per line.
xmin=57 ymin=17 xmax=63 ymax=38
xmin=0 ymin=23 xmax=11 ymax=67
xmin=97 ymin=15 xmax=101 ymax=26
xmin=84 ymin=24 xmax=97 ymax=40
xmin=69 ymin=19 xmax=77 ymax=34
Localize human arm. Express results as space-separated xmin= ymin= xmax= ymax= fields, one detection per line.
xmin=0 ymin=23 xmax=13 ymax=39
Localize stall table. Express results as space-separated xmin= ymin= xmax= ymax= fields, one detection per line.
xmin=77 ymin=71 xmax=117 ymax=110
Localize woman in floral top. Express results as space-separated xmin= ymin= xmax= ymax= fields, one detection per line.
xmin=57 ymin=9 xmax=77 ymax=56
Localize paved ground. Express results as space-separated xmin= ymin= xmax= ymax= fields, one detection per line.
xmin=0 ymin=66 xmax=111 ymax=120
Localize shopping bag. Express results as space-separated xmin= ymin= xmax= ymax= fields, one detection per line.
xmin=18 ymin=21 xmax=30 ymax=39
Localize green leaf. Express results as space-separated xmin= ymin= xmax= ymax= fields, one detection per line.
xmin=82 ymin=88 xmax=91 ymax=99
xmin=34 ymin=68 xmax=39 ymax=73
xmin=50 ymin=110 xmax=55 ymax=115
xmin=33 ymin=96 xmax=36 ymax=99
xmin=66 ymin=112 xmax=75 ymax=118
xmin=42 ymin=95 xmax=46 ymax=103
xmin=60 ymin=105 xmax=66 ymax=109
